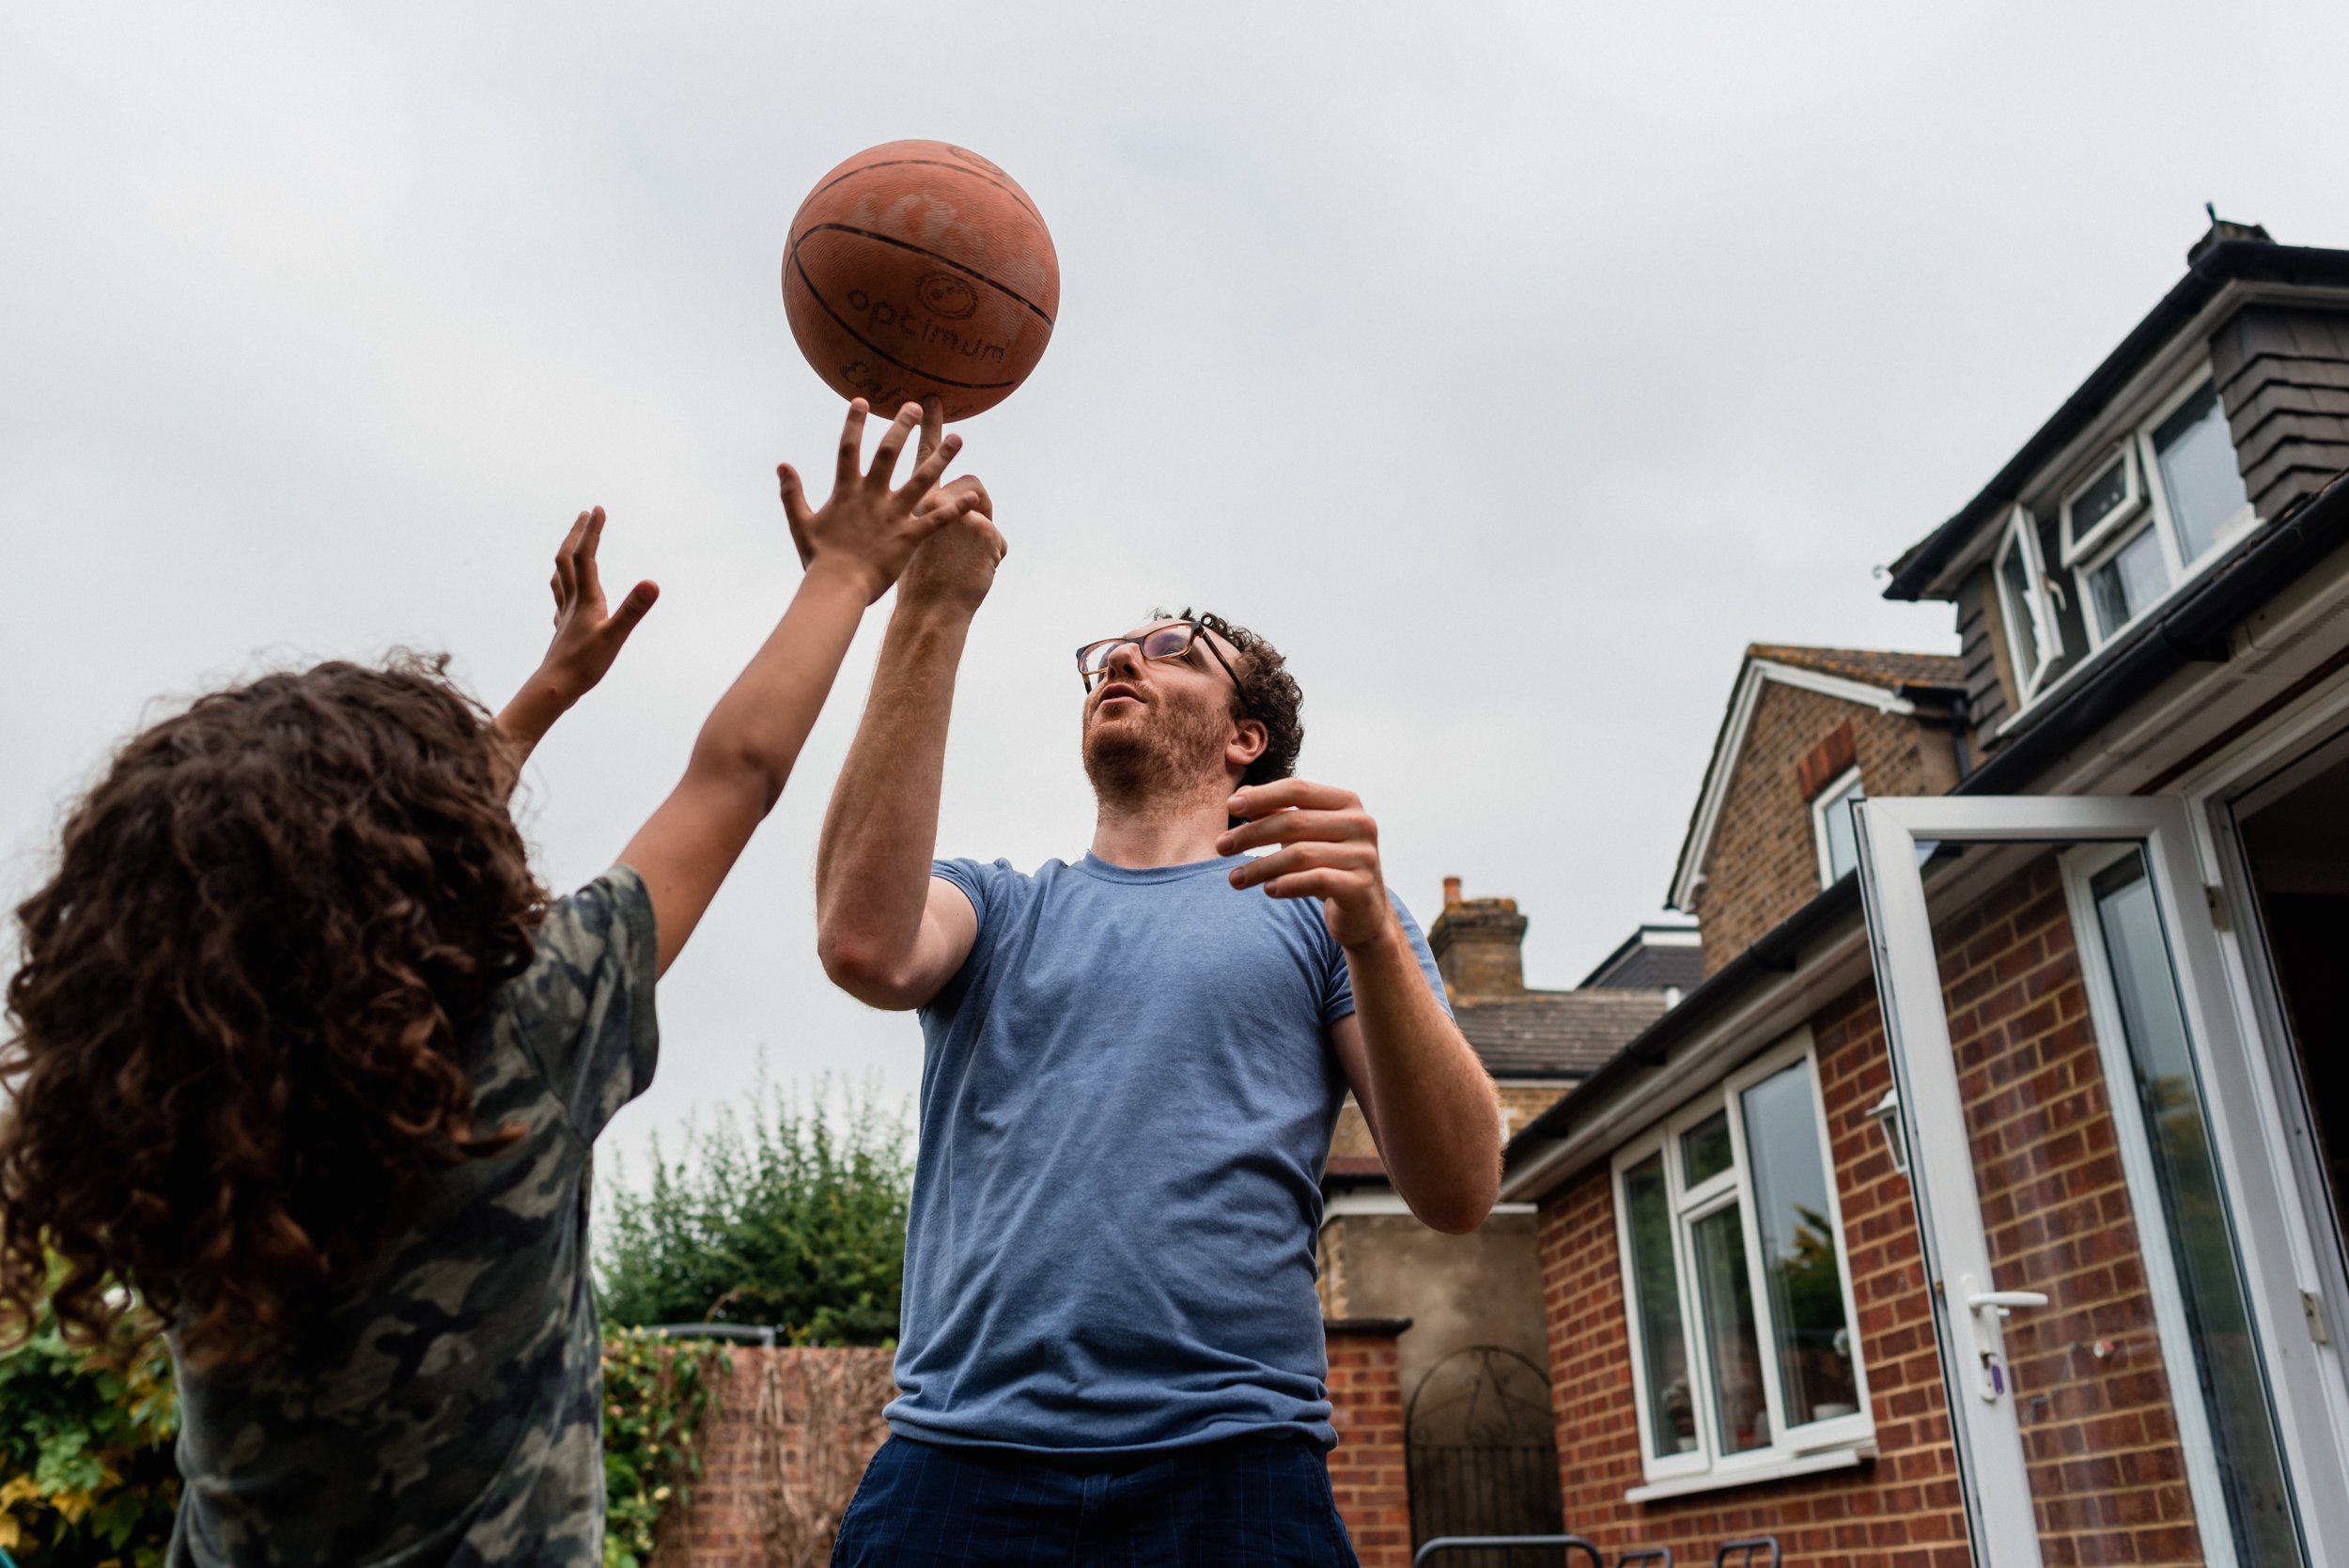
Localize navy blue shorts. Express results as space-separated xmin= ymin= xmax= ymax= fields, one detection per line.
xmin=829 ymin=1432 xmax=1362 ymax=1567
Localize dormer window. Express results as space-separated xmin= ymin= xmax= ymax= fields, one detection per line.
xmin=1810 ymin=767 xmax=1863 ymax=887
xmin=1992 ymin=505 xmax=2061 ymax=699
xmin=2059 ymin=373 xmax=2255 ymax=651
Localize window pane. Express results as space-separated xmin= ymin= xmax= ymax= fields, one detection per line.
xmin=2071 ymin=454 xmax=2131 ymax=540
xmin=2091 ymin=856 xmax=2305 ymax=1565
xmin=2153 ymin=381 xmax=2249 ymax=563
xmin=1999 ymin=536 xmax=2044 ymax=683
xmin=1622 ymin=1155 xmax=1700 ymax=1457
xmin=1818 ymin=779 xmax=1862 ymax=885
xmin=1740 ymin=1061 xmax=1861 ymax=1428
xmin=2089 ymin=524 xmax=2167 ymax=638
xmin=1682 ymin=1110 xmax=1734 ymax=1188
xmin=1691 ymin=1203 xmax=1769 ymax=1453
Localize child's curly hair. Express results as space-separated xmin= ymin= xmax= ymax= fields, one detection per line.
xmin=0 ymin=655 xmax=545 ymax=1366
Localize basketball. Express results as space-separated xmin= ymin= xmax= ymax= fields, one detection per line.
xmin=781 ymin=140 xmax=1059 ymax=422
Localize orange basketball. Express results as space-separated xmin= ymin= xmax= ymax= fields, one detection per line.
xmin=782 ymin=140 xmax=1059 ymax=421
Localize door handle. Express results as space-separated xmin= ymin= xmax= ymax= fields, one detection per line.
xmin=1968 ymin=1290 xmax=2049 ymax=1312
xmin=1959 ymin=1275 xmax=2045 ymax=1402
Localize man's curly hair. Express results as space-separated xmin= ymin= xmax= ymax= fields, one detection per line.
xmin=0 ymin=655 xmax=543 ymax=1367
xmin=1159 ymin=607 xmax=1304 ymax=790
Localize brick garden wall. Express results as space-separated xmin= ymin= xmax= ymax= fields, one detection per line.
xmin=1326 ymin=1320 xmax=1414 ymax=1568
xmin=1536 ymin=858 xmax=2211 ymax=1565
xmin=658 ymin=1327 xmax=1413 ymax=1567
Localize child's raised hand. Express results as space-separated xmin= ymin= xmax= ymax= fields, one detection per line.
xmin=492 ymin=506 xmax=659 ymax=792
xmin=775 ymin=399 xmax=977 ymax=605
xmin=537 ymin=506 xmax=661 ymax=706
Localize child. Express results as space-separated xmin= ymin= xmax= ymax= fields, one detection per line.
xmin=0 ymin=400 xmax=986 ymax=1567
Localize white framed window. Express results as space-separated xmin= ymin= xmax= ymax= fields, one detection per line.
xmin=2060 ymin=445 xmax=2143 ymax=566
xmin=2060 ymin=370 xmax=2256 ymax=651
xmin=1993 ymin=505 xmax=2061 ymax=700
xmin=1811 ymin=768 xmax=1864 ymax=887
xmin=1610 ymin=1035 xmax=1873 ymax=1498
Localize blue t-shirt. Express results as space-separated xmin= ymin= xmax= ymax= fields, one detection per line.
xmin=886 ymin=852 xmax=1448 ymax=1455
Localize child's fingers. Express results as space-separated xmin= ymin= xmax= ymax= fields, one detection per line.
xmin=777 ymin=464 xmax=816 ymax=529
xmin=600 ymin=581 xmax=660 ymax=650
xmin=834 ymin=399 xmax=870 ymax=489
xmin=867 ymin=402 xmax=924 ymax=489
xmin=553 ymin=510 xmax=589 ymax=602
xmin=901 ymin=431 xmax=964 ymax=501
xmin=572 ymin=507 xmax=608 ymax=606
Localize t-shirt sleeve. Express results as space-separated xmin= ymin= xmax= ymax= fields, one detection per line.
xmin=930 ymin=857 xmax=1016 ymax=941
xmin=1323 ymin=889 xmax=1453 ymax=1026
xmin=506 ymin=864 xmax=661 ymax=1143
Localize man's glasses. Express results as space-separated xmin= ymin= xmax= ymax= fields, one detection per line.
xmin=1075 ymin=620 xmax=1251 ymax=714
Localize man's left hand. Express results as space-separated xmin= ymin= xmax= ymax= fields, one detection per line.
xmin=1219 ymin=780 xmax=1398 ymax=952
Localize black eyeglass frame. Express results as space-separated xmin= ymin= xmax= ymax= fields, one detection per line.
xmin=1074 ymin=619 xmax=1252 ymax=716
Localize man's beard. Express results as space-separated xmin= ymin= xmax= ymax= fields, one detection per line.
xmin=1081 ymin=693 xmax=1232 ymax=813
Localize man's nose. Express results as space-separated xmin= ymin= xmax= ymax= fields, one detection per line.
xmin=1103 ymin=640 xmax=1148 ymax=679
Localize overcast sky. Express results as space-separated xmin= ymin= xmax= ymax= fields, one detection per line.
xmin=8 ymin=2 xmax=2349 ymax=1172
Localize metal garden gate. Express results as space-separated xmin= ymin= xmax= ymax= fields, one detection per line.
xmin=1405 ymin=1346 xmax=1567 ymax=1568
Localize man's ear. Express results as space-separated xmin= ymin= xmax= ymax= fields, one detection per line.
xmin=1227 ymin=717 xmax=1269 ymax=771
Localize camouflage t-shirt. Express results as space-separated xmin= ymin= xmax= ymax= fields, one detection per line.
xmin=167 ymin=866 xmax=660 ymax=1568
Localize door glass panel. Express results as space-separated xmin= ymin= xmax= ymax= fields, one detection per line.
xmin=1682 ymin=1110 xmax=1734 ymax=1187
xmin=1740 ymin=1061 xmax=1861 ymax=1427
xmin=1622 ymin=1154 xmax=1699 ymax=1457
xmin=1689 ymin=1203 xmax=1768 ymax=1454
xmin=2091 ymin=855 xmax=2302 ymax=1565
xmin=1906 ymin=846 xmax=2304 ymax=1567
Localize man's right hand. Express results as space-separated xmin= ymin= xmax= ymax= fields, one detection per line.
xmin=898 ymin=396 xmax=1006 ymax=616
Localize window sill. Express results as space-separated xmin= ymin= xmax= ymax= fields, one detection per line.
xmin=1625 ymin=1441 xmax=1875 ymax=1503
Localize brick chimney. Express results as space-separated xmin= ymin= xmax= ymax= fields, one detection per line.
xmin=1427 ymin=877 xmax=1527 ymax=997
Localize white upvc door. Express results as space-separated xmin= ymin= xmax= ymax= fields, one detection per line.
xmin=1852 ymin=794 xmax=2346 ymax=1568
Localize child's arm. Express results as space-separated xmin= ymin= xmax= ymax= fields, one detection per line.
xmin=492 ymin=506 xmax=661 ymax=795
xmin=619 ymin=399 xmax=972 ymax=977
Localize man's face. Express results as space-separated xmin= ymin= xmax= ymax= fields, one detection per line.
xmin=1080 ymin=619 xmax=1247 ymax=801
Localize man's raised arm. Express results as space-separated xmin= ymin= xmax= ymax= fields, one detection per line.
xmin=816 ymin=442 xmax=1005 ymax=1011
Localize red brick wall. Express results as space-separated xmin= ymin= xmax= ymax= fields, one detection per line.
xmin=1327 ymin=1321 xmax=1413 ymax=1568
xmin=654 ymin=1345 xmax=895 ymax=1568
xmin=1537 ymin=857 xmax=2215 ymax=1565
xmin=658 ymin=1330 xmax=1413 ymax=1566
xmin=1695 ymin=683 xmax=1959 ymax=975
xmin=1539 ymin=977 xmax=1968 ymax=1566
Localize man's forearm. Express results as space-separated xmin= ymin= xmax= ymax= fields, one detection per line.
xmin=1346 ymin=928 xmax=1501 ymax=1234
xmin=816 ymin=602 xmax=972 ymax=975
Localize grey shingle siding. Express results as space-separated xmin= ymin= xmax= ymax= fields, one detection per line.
xmin=1954 ymin=570 xmax=2012 ymax=737
xmin=2214 ymin=305 xmax=2349 ymax=520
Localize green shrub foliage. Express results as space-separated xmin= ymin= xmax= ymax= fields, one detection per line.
xmin=0 ymin=1287 xmax=179 ymax=1568
xmin=599 ymin=1328 xmax=726 ymax=1568
xmin=598 ymin=1081 xmax=910 ymax=1345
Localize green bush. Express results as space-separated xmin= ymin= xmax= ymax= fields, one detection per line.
xmin=597 ymin=1080 xmax=910 ymax=1346
xmin=599 ymin=1327 xmax=726 ymax=1568
xmin=0 ymin=1290 xmax=179 ymax=1568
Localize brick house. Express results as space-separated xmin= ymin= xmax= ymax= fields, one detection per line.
xmin=1501 ymin=219 xmax=2349 ymax=1565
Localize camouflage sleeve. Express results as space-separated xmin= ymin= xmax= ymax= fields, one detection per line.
xmin=506 ymin=864 xmax=661 ymax=1143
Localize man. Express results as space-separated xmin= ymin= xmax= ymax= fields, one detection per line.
xmin=809 ymin=413 xmax=1500 ymax=1567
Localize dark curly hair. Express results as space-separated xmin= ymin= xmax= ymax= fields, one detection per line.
xmin=0 ymin=655 xmax=544 ymax=1367
xmin=1159 ymin=607 xmax=1304 ymax=791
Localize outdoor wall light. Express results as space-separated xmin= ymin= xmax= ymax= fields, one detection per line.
xmin=1868 ymin=1087 xmax=1908 ymax=1175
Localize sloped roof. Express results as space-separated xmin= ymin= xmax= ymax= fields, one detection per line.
xmin=1665 ymin=645 xmax=1965 ymax=911
xmin=1747 ymin=644 xmax=1966 ymax=691
xmin=1455 ymin=988 xmax=1672 ymax=1078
